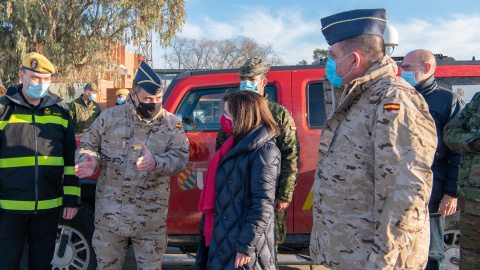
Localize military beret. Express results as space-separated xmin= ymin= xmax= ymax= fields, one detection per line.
xmin=321 ymin=9 xmax=387 ymax=46
xmin=116 ymin=88 xmax=130 ymax=96
xmin=135 ymin=61 xmax=163 ymax=95
xmin=235 ymin=58 xmax=270 ymax=78
xmin=84 ymin=82 xmax=99 ymax=93
xmin=22 ymin=52 xmax=56 ymax=74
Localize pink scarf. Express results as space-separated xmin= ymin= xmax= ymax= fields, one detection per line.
xmin=198 ymin=136 xmax=234 ymax=246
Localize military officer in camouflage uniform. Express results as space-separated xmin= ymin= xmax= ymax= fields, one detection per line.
xmin=310 ymin=9 xmax=437 ymax=269
xmin=69 ymin=82 xmax=101 ymax=133
xmin=444 ymin=93 xmax=480 ymax=269
xmin=75 ymin=61 xmax=189 ymax=269
xmin=215 ymin=58 xmax=300 ymax=249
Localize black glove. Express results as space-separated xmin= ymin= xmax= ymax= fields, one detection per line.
xmin=470 ymin=138 xmax=480 ymax=152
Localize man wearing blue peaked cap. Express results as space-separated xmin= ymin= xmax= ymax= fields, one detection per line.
xmin=310 ymin=8 xmax=437 ymax=270
xmin=74 ymin=59 xmax=189 ymax=268
xmin=320 ymin=8 xmax=387 ymax=46
xmin=135 ymin=61 xmax=163 ymax=96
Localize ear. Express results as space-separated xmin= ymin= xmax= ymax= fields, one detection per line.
xmin=424 ymin=63 xmax=432 ymax=74
xmin=19 ymin=70 xmax=25 ymax=81
xmin=261 ymin=77 xmax=268 ymax=88
xmin=351 ymin=52 xmax=361 ymax=69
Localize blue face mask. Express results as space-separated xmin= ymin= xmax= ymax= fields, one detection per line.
xmin=325 ymin=53 xmax=353 ymax=88
xmin=89 ymin=93 xmax=97 ymax=101
xmin=26 ymin=81 xmax=50 ymax=99
xmin=117 ymin=97 xmax=125 ymax=105
xmin=239 ymin=80 xmax=258 ymax=92
xmin=400 ymin=65 xmax=423 ymax=87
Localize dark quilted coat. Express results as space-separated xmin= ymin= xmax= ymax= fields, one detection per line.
xmin=207 ymin=125 xmax=280 ymax=270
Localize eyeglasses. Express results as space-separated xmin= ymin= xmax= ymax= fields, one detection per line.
xmin=400 ymin=64 xmax=423 ymax=71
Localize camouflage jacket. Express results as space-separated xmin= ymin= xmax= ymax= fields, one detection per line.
xmin=69 ymin=95 xmax=101 ymax=133
xmin=215 ymin=98 xmax=300 ymax=202
xmin=76 ymin=98 xmax=189 ymax=235
xmin=310 ymin=56 xmax=437 ymax=269
xmin=444 ymin=92 xmax=480 ymax=214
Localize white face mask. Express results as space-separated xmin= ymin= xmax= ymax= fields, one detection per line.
xmin=89 ymin=93 xmax=97 ymax=101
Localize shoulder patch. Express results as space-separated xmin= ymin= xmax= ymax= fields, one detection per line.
xmin=383 ymin=103 xmax=400 ymax=111
xmin=291 ymin=126 xmax=297 ymax=131
xmin=176 ymin=123 xmax=183 ymax=129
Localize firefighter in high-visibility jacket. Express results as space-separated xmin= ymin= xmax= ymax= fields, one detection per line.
xmin=0 ymin=52 xmax=80 ymax=269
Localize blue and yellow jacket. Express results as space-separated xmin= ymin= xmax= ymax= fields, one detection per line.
xmin=0 ymin=85 xmax=80 ymax=214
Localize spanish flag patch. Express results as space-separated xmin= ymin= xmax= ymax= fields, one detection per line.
xmin=175 ymin=123 xmax=183 ymax=128
xmin=383 ymin=103 xmax=400 ymax=111
xmin=291 ymin=126 xmax=297 ymax=131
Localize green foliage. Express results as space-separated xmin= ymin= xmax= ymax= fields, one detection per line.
xmin=0 ymin=0 xmax=186 ymax=98
xmin=297 ymin=60 xmax=308 ymax=65
xmin=313 ymin=48 xmax=330 ymax=60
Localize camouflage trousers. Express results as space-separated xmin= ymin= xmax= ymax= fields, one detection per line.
xmin=460 ymin=211 xmax=480 ymax=269
xmin=275 ymin=210 xmax=287 ymax=245
xmin=92 ymin=228 xmax=167 ymax=270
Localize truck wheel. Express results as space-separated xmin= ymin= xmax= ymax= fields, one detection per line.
xmin=444 ymin=229 xmax=460 ymax=270
xmin=52 ymin=205 xmax=96 ymax=270
xmin=444 ymin=211 xmax=460 ymax=270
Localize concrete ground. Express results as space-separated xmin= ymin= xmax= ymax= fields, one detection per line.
xmin=122 ymin=246 xmax=330 ymax=270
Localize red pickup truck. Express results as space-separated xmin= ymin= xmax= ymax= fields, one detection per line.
xmin=53 ymin=60 xmax=480 ymax=269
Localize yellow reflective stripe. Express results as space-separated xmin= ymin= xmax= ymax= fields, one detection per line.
xmin=3 ymin=114 xmax=68 ymax=128
xmin=9 ymin=114 xmax=31 ymax=124
xmin=0 ymin=156 xmax=64 ymax=168
xmin=64 ymin=186 xmax=81 ymax=197
xmin=38 ymin=156 xmax=64 ymax=166
xmin=35 ymin=115 xmax=68 ymax=128
xmin=64 ymin=166 xmax=75 ymax=175
xmin=38 ymin=197 xmax=63 ymax=209
xmin=0 ymin=197 xmax=63 ymax=211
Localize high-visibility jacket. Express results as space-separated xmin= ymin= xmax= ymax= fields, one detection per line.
xmin=0 ymin=85 xmax=80 ymax=214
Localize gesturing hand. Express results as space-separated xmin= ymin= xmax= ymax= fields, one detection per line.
xmin=74 ymin=154 xmax=96 ymax=178
xmin=137 ymin=142 xmax=156 ymax=171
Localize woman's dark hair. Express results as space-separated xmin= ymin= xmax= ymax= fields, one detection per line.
xmin=224 ymin=91 xmax=279 ymax=141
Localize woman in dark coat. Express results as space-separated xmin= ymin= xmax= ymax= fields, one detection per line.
xmin=205 ymin=90 xmax=281 ymax=270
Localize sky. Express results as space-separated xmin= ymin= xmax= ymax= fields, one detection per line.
xmin=148 ymin=0 xmax=480 ymax=68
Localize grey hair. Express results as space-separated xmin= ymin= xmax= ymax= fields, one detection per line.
xmin=338 ymin=35 xmax=386 ymax=66
xmin=132 ymin=80 xmax=143 ymax=94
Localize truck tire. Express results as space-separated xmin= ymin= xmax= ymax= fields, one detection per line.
xmin=52 ymin=205 xmax=96 ymax=270
xmin=444 ymin=211 xmax=460 ymax=270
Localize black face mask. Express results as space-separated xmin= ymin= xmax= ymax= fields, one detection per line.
xmin=134 ymin=96 xmax=162 ymax=119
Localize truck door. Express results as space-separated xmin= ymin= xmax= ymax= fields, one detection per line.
xmin=290 ymin=69 xmax=326 ymax=234
xmin=162 ymin=71 xmax=288 ymax=236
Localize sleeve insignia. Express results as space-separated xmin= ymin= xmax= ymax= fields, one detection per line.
xmin=175 ymin=123 xmax=183 ymax=129
xmin=291 ymin=126 xmax=297 ymax=131
xmin=383 ymin=103 xmax=400 ymax=111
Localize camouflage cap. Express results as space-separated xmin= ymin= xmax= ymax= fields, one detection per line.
xmin=84 ymin=82 xmax=99 ymax=93
xmin=235 ymin=58 xmax=270 ymax=78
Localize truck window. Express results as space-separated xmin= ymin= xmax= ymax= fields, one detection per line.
xmin=307 ymin=82 xmax=327 ymax=129
xmin=175 ymin=84 xmax=277 ymax=131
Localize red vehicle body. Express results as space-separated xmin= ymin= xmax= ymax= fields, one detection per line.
xmin=162 ymin=60 xmax=480 ymax=247
xmin=56 ymin=60 xmax=480 ymax=269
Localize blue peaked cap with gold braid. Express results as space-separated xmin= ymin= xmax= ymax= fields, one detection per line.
xmin=135 ymin=61 xmax=163 ymax=95
xmin=321 ymin=9 xmax=387 ymax=46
